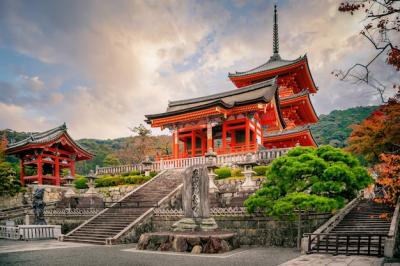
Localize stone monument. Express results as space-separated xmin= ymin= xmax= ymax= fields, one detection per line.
xmin=172 ymin=165 xmax=218 ymax=231
xmin=32 ymin=187 xmax=46 ymax=225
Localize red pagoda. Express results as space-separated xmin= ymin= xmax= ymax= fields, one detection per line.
xmin=145 ymin=5 xmax=318 ymax=159
xmin=6 ymin=123 xmax=94 ymax=186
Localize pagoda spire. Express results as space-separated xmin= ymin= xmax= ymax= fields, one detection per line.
xmin=270 ymin=3 xmax=281 ymax=61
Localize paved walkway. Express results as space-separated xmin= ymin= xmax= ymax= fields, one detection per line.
xmin=0 ymin=239 xmax=92 ymax=254
xmin=280 ymin=254 xmax=399 ymax=266
xmin=0 ymin=240 xmax=300 ymax=266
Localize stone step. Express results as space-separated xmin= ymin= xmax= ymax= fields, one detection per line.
xmin=64 ymin=235 xmax=107 ymax=241
xmin=63 ymin=237 xmax=106 ymax=245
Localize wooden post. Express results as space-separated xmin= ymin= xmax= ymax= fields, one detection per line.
xmin=55 ymin=157 xmax=60 ymax=186
xmin=20 ymin=158 xmax=25 ymax=186
xmin=206 ymin=122 xmax=213 ymax=152
xmin=37 ymin=155 xmax=43 ymax=185
xmin=245 ymin=118 xmax=250 ymax=149
xmin=172 ymin=129 xmax=179 ymax=159
xmin=191 ymin=130 xmax=195 ymax=157
xmin=222 ymin=122 xmax=227 ymax=152
xmin=71 ymin=160 xmax=75 ymax=177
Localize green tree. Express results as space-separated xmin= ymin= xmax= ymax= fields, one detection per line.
xmin=103 ymin=154 xmax=121 ymax=167
xmin=244 ymin=146 xmax=372 ymax=218
xmin=0 ymin=162 xmax=21 ymax=196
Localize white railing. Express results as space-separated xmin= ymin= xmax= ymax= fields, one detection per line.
xmin=95 ymin=148 xmax=291 ymax=176
xmin=0 ymin=226 xmax=19 ymax=240
xmin=0 ymin=225 xmax=61 ymax=240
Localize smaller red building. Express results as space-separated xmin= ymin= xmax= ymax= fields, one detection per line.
xmin=6 ymin=123 xmax=94 ymax=186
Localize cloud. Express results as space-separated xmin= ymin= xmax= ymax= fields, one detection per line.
xmin=0 ymin=0 xmax=397 ymax=139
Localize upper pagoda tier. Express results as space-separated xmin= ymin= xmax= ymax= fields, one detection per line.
xmin=228 ymin=54 xmax=317 ymax=93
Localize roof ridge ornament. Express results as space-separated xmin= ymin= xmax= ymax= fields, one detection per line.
xmin=270 ymin=3 xmax=281 ymax=61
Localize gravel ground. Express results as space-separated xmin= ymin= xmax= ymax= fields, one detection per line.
xmin=0 ymin=240 xmax=300 ymax=266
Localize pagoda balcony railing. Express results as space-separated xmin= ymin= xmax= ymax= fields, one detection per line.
xmin=95 ymin=147 xmax=290 ymax=176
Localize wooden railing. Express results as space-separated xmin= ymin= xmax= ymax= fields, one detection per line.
xmin=304 ymin=233 xmax=386 ymax=256
xmin=95 ymin=148 xmax=291 ymax=176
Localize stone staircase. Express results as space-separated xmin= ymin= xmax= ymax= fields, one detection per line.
xmin=62 ymin=170 xmax=183 ymax=245
xmin=310 ymin=199 xmax=394 ymax=256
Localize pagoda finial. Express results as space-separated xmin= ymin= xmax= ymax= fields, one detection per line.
xmin=270 ymin=3 xmax=281 ymax=61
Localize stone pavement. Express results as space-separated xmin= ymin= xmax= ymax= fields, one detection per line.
xmin=279 ymin=254 xmax=397 ymax=266
xmin=0 ymin=239 xmax=92 ymax=254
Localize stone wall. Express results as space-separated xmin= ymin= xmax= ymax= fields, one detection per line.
xmin=151 ymin=213 xmax=331 ymax=247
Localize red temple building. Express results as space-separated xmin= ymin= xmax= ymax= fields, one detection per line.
xmin=6 ymin=123 xmax=94 ymax=186
xmin=146 ymin=5 xmax=318 ymax=159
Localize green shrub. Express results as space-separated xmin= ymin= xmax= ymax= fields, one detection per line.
xmin=121 ymin=172 xmax=130 ymax=177
xmin=150 ymin=171 xmax=158 ymax=177
xmin=231 ymin=168 xmax=243 ymax=177
xmin=245 ymin=146 xmax=373 ymax=218
xmin=129 ymin=170 xmax=141 ymax=176
xmin=74 ymin=177 xmax=88 ymax=189
xmin=215 ymin=167 xmax=231 ymax=179
xmin=95 ymin=175 xmax=151 ymax=187
xmin=253 ymin=166 xmax=269 ymax=176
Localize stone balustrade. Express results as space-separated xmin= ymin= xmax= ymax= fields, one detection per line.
xmin=95 ymin=148 xmax=291 ymax=176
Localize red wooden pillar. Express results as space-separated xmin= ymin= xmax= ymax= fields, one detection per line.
xmin=172 ymin=130 xmax=179 ymax=159
xmin=71 ymin=160 xmax=75 ymax=177
xmin=37 ymin=155 xmax=43 ymax=185
xmin=191 ymin=130 xmax=196 ymax=157
xmin=183 ymin=139 xmax=188 ymax=157
xmin=55 ymin=157 xmax=60 ymax=186
xmin=245 ymin=119 xmax=250 ymax=149
xmin=222 ymin=122 xmax=227 ymax=152
xmin=19 ymin=158 xmax=25 ymax=186
xmin=206 ymin=122 xmax=213 ymax=152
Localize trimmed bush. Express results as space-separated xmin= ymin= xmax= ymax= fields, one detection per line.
xmin=150 ymin=171 xmax=158 ymax=177
xmin=215 ymin=167 xmax=232 ymax=179
xmin=95 ymin=175 xmax=151 ymax=187
xmin=74 ymin=177 xmax=88 ymax=189
xmin=231 ymin=168 xmax=243 ymax=177
xmin=253 ymin=166 xmax=269 ymax=176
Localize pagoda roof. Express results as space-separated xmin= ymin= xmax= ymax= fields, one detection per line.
xmin=264 ymin=125 xmax=311 ymax=138
xmin=228 ymin=55 xmax=305 ymax=78
xmin=146 ymin=78 xmax=279 ymax=121
xmin=6 ymin=123 xmax=94 ymax=159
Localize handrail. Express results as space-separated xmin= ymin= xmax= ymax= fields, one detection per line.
xmin=301 ymin=194 xmax=362 ymax=253
xmin=61 ymin=170 xmax=167 ymax=239
xmin=107 ymin=183 xmax=184 ymax=244
xmin=384 ymin=198 xmax=400 ymax=257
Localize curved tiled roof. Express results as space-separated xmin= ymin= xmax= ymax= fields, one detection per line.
xmin=263 ymin=125 xmax=311 ymax=138
xmin=6 ymin=123 xmax=93 ymax=156
xmin=146 ymin=78 xmax=279 ymax=120
xmin=228 ymin=55 xmax=305 ymax=78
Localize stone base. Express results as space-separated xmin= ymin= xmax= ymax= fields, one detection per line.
xmin=172 ymin=217 xmax=218 ymax=232
xmin=137 ymin=231 xmax=239 ymax=253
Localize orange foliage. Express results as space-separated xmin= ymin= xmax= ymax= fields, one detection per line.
xmin=375 ymin=154 xmax=400 ymax=205
xmin=346 ymin=97 xmax=400 ymax=163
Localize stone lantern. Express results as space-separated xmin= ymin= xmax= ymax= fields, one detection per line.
xmin=205 ymin=149 xmax=219 ymax=193
xmin=61 ymin=169 xmax=75 ymax=187
xmin=142 ymin=156 xmax=153 ymax=177
xmin=237 ymin=153 xmax=258 ymax=191
xmin=84 ymin=170 xmax=98 ymax=199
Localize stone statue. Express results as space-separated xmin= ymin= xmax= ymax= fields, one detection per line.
xmin=32 ymin=188 xmax=46 ymax=225
xmin=172 ymin=165 xmax=217 ymax=231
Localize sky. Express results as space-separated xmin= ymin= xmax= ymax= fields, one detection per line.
xmin=0 ymin=0 xmax=398 ymax=139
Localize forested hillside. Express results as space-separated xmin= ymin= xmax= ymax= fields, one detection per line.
xmin=310 ymin=106 xmax=377 ymax=147
xmin=1 ymin=105 xmax=377 ymax=174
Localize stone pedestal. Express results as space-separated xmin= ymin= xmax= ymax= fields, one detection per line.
xmin=205 ymin=151 xmax=219 ymax=193
xmin=142 ymin=156 xmax=153 ymax=177
xmin=172 ymin=217 xmax=218 ymax=232
xmin=240 ymin=169 xmax=257 ymax=191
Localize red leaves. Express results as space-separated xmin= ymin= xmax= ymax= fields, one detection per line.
xmin=338 ymin=2 xmax=361 ymax=15
xmin=387 ymin=47 xmax=400 ymax=71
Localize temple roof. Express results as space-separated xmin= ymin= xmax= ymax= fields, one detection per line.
xmin=263 ymin=125 xmax=311 ymax=138
xmin=146 ymin=78 xmax=279 ymax=120
xmin=6 ymin=123 xmax=94 ymax=158
xmin=228 ymin=55 xmax=305 ymax=78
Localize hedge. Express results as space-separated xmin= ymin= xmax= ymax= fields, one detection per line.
xmin=253 ymin=166 xmax=269 ymax=176
xmin=74 ymin=177 xmax=88 ymax=189
xmin=95 ymin=175 xmax=151 ymax=187
xmin=215 ymin=167 xmax=232 ymax=179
